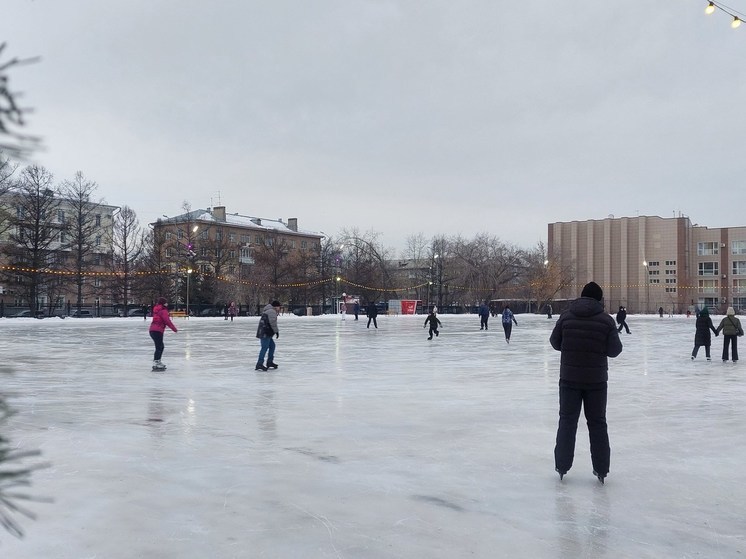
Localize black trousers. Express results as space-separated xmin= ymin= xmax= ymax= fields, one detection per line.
xmin=367 ymin=316 xmax=377 ymax=328
xmin=554 ymin=380 xmax=610 ymax=476
xmin=617 ymin=320 xmax=630 ymax=334
xmin=722 ymin=335 xmax=739 ymax=361
xmin=480 ymin=316 xmax=488 ymax=329
xmin=150 ymin=331 xmax=165 ymax=360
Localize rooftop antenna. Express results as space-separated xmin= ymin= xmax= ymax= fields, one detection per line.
xmin=210 ymin=190 xmax=222 ymax=207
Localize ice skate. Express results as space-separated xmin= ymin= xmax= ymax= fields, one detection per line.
xmin=152 ymin=360 xmax=166 ymax=371
xmin=255 ymin=362 xmax=268 ymax=371
xmin=593 ymin=470 xmax=606 ymax=484
xmin=267 ymin=361 xmax=278 ymax=369
xmin=555 ymin=468 xmax=566 ymax=481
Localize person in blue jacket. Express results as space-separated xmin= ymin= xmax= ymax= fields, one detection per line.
xmin=501 ymin=304 xmax=518 ymax=343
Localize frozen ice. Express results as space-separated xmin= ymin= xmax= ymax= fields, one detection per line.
xmin=1 ymin=312 xmax=744 ymax=558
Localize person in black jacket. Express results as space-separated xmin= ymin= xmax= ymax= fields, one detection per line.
xmin=423 ymin=310 xmax=441 ymax=340
xmin=616 ymin=306 xmax=630 ymax=334
xmin=691 ymin=307 xmax=718 ymax=360
xmin=366 ymin=301 xmax=378 ymax=329
xmin=550 ymin=281 xmax=623 ymax=484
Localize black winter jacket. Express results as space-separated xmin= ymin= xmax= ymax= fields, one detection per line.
xmin=694 ymin=314 xmax=717 ymax=345
xmin=550 ymin=297 xmax=623 ymax=383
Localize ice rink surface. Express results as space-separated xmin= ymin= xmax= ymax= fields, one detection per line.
xmin=1 ymin=311 xmax=744 ymax=558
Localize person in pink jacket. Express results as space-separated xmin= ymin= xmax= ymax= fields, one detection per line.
xmin=149 ymin=297 xmax=178 ymax=371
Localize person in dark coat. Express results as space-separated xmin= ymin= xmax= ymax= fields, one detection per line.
xmin=423 ymin=310 xmax=441 ymax=340
xmin=550 ymin=281 xmax=623 ymax=484
xmin=691 ymin=307 xmax=718 ymax=360
xmin=616 ymin=306 xmax=630 ymax=334
xmin=478 ymin=302 xmax=490 ymax=330
xmin=366 ymin=301 xmax=378 ymax=329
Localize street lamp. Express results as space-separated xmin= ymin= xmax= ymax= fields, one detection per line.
xmin=186 ymin=268 xmax=193 ymax=318
xmin=434 ymin=253 xmax=443 ymax=310
xmin=642 ymin=260 xmax=650 ymax=314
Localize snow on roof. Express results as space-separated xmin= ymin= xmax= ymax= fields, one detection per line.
xmin=165 ymin=209 xmax=323 ymax=238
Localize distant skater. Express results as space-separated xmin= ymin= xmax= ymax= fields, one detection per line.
xmin=353 ymin=301 xmax=360 ymax=320
xmin=424 ymin=310 xmax=441 ymax=340
xmin=478 ymin=302 xmax=490 ymax=330
xmin=658 ymin=306 xmax=664 ymax=318
xmin=716 ymin=307 xmax=742 ymax=363
xmin=546 ymin=304 xmax=553 ymax=319
xmin=149 ymin=297 xmax=178 ymax=371
xmin=366 ymin=301 xmax=378 ymax=329
xmin=616 ymin=306 xmax=630 ymax=334
xmin=550 ymin=281 xmax=623 ymax=484
xmin=691 ymin=307 xmax=717 ymax=361
xmin=256 ymin=300 xmax=281 ymax=371
xmin=501 ymin=305 xmax=518 ymax=343
xmin=340 ymin=293 xmax=347 ymax=321
xmin=228 ymin=301 xmax=237 ymax=322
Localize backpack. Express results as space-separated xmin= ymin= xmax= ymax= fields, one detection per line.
xmin=257 ymin=313 xmax=274 ymax=338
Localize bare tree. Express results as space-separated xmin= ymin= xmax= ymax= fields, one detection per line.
xmin=60 ymin=171 xmax=104 ymax=313
xmin=109 ymin=206 xmax=143 ymax=314
xmin=0 ymin=153 xmax=18 ymax=237
xmin=136 ymin=221 xmax=174 ymax=304
xmin=2 ymin=165 xmax=62 ymax=311
xmin=0 ymin=43 xmax=40 ymax=159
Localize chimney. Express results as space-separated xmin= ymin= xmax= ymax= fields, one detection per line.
xmin=212 ymin=206 xmax=226 ymax=221
xmin=288 ymin=218 xmax=298 ymax=232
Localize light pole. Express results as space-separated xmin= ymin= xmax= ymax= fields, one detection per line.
xmin=186 ymin=268 xmax=193 ymax=318
xmin=643 ymin=260 xmax=650 ymax=314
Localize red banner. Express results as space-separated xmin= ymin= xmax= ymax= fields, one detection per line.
xmin=401 ymin=300 xmax=418 ymax=315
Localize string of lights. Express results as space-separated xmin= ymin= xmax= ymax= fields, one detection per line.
xmin=1 ymin=265 xmax=735 ymax=294
xmin=704 ymin=1 xmax=746 ymax=28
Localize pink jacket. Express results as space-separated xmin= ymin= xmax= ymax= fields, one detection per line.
xmin=149 ymin=304 xmax=178 ymax=333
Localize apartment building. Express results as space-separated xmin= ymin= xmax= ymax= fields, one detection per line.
xmin=152 ymin=206 xmax=323 ymax=276
xmin=548 ymin=215 xmax=746 ymax=314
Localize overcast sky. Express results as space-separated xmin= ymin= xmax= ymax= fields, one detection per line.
xmin=5 ymin=0 xmax=745 ymax=254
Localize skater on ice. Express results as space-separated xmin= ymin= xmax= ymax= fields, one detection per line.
xmin=423 ymin=310 xmax=441 ymax=340
xmin=255 ymin=300 xmax=281 ymax=371
xmin=691 ymin=306 xmax=717 ymax=361
xmin=478 ymin=301 xmax=489 ymax=330
xmin=228 ymin=301 xmax=237 ymax=322
xmin=716 ymin=306 xmax=742 ymax=363
xmin=366 ymin=301 xmax=379 ymax=329
xmin=616 ymin=305 xmax=630 ymax=334
xmin=149 ymin=297 xmax=178 ymax=371
xmin=550 ymin=281 xmax=622 ymax=484
xmin=501 ymin=304 xmax=517 ymax=343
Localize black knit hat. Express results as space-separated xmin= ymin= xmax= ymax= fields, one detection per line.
xmin=581 ymin=281 xmax=603 ymax=301
xmin=271 ymin=300 xmax=281 ymax=307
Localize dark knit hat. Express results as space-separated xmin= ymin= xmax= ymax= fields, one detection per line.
xmin=581 ymin=281 xmax=603 ymax=301
xmin=157 ymin=297 xmax=167 ymax=305
xmin=271 ymin=300 xmax=281 ymax=307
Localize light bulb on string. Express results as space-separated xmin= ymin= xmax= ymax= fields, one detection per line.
xmin=705 ymin=2 xmax=716 ymax=14
xmin=732 ymin=16 xmax=742 ymax=28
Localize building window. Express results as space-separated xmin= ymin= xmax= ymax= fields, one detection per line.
xmin=95 ymin=214 xmax=101 ymax=226
xmin=665 ymin=278 xmax=677 ymax=284
xmin=94 ymin=278 xmax=101 ymax=288
xmin=665 ymin=260 xmax=676 ymax=266
xmin=733 ymin=261 xmax=746 ymax=275
xmin=166 ymin=248 xmax=173 ymax=257
xmin=697 ymin=242 xmax=719 ymax=256
xmin=166 ymin=231 xmax=172 ymax=240
xmin=93 ymin=254 xmax=102 ymax=265
xmin=229 ymin=232 xmax=236 ymax=243
xmin=698 ymin=262 xmax=719 ymax=276
xmin=201 ymin=248 xmax=208 ymax=257
xmin=700 ymin=297 xmax=719 ymax=309
xmin=57 ymin=209 xmax=65 ymax=223
xmin=216 ymin=228 xmax=223 ymax=241
xmin=733 ymin=297 xmax=746 ymax=311
xmin=229 ymin=250 xmax=235 ymax=258
xmin=698 ymin=279 xmax=719 ymax=293
xmin=665 ymin=287 xmax=677 ymax=293
xmin=178 ymin=229 xmax=184 ymax=239
xmin=255 ymin=235 xmax=262 ymax=244
xmin=733 ymin=279 xmax=746 ymax=294
xmin=648 ymin=270 xmax=660 ymax=276
xmin=650 ymin=278 xmax=660 ymax=284
xmin=732 ymin=241 xmax=746 ymax=255
xmin=665 ymin=269 xmax=676 ymax=275
xmin=301 ymin=240 xmax=307 ymax=249
xmin=59 ymin=231 xmax=65 ymax=243
xmin=647 ymin=261 xmax=659 ymax=267
xmin=240 ymin=234 xmax=249 ymax=243
xmin=228 ymin=265 xmax=236 ymax=274
xmin=95 ymin=235 xmax=102 ymax=246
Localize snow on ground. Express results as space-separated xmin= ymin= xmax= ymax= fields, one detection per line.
xmin=0 ymin=312 xmax=744 ymax=558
